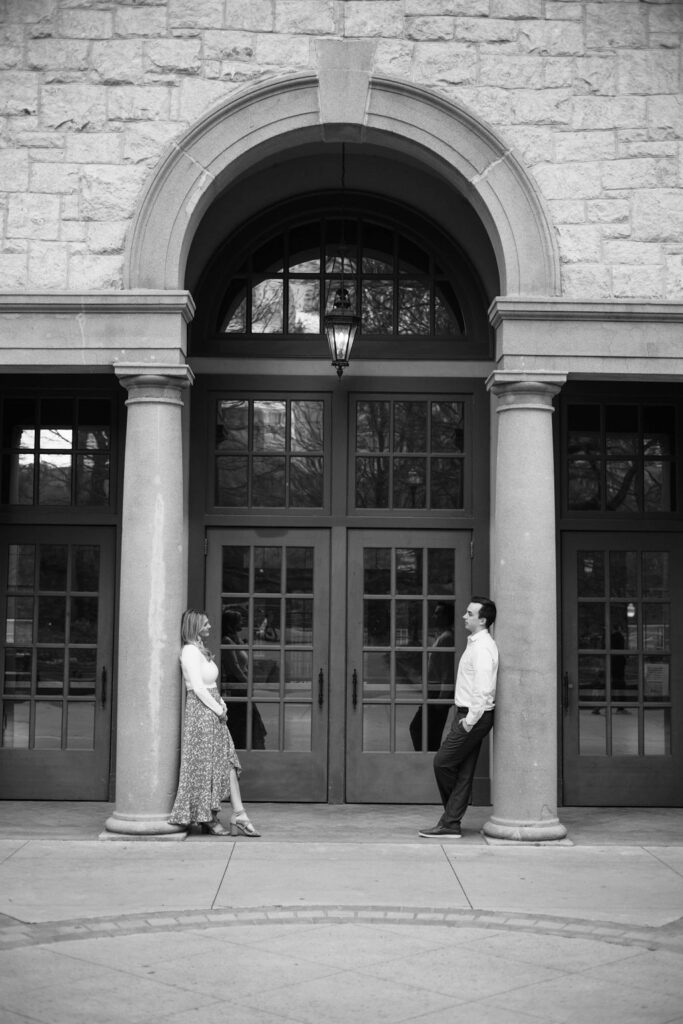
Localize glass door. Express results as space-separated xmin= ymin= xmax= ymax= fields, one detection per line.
xmin=346 ymin=529 xmax=471 ymax=802
xmin=0 ymin=526 xmax=115 ymax=798
xmin=206 ymin=528 xmax=330 ymax=801
xmin=562 ymin=533 xmax=683 ymax=805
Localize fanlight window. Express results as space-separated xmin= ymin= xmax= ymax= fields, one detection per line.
xmin=219 ymin=217 xmax=466 ymax=339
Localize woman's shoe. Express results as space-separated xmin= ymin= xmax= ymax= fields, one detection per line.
xmin=230 ymin=815 xmax=261 ymax=837
xmin=200 ymin=819 xmax=230 ymax=836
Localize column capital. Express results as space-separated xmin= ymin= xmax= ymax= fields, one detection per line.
xmin=486 ymin=371 xmax=566 ymax=411
xmin=115 ymin=364 xmax=194 ymax=406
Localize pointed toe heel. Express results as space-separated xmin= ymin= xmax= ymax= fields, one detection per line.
xmin=230 ymin=817 xmax=261 ymax=837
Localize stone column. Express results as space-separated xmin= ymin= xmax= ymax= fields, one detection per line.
xmin=483 ymin=375 xmax=567 ymax=842
xmin=105 ymin=366 xmax=193 ymax=836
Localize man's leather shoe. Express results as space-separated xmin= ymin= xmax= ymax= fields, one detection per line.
xmin=418 ymin=824 xmax=462 ymax=838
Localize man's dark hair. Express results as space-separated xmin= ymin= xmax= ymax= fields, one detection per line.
xmin=471 ymin=595 xmax=496 ymax=629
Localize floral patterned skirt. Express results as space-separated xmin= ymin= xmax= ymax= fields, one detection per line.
xmin=168 ymin=687 xmax=242 ymax=826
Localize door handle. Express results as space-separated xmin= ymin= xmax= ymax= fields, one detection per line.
xmin=100 ymin=666 xmax=107 ymax=709
xmin=318 ymin=668 xmax=324 ymax=708
xmin=563 ymin=671 xmax=571 ymax=712
xmin=352 ymin=668 xmax=358 ymax=709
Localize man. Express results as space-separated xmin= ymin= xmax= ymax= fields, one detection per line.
xmin=419 ymin=596 xmax=498 ymax=839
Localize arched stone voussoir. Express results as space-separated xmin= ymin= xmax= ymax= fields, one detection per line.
xmin=125 ymin=73 xmax=559 ymax=299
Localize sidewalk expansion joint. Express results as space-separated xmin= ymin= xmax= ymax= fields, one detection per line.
xmin=1 ymin=905 xmax=683 ymax=954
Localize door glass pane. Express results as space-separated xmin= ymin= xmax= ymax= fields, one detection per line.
xmin=69 ymin=649 xmax=96 ymax=695
xmin=70 ymin=597 xmax=98 ymax=643
xmin=356 ymin=457 xmax=389 ymax=507
xmin=252 ymin=651 xmax=279 ymax=696
xmin=610 ymin=654 xmax=638 ymax=702
xmin=578 ymin=655 xmax=606 ymax=701
xmin=8 ymin=545 xmax=34 ymax=590
xmin=395 ymin=600 xmax=422 ymax=647
xmin=428 ymin=551 xmax=455 ymax=595
xmin=36 ymin=650 xmax=64 ymax=694
xmin=6 ymin=596 xmax=33 ymax=643
xmin=291 ymin=402 xmax=323 ymax=452
xmin=393 ymin=459 xmax=426 ymax=509
xmin=578 ymin=603 xmax=604 ymax=648
xmin=216 ymin=456 xmax=248 ymax=506
xmin=38 ymin=597 xmax=66 ymax=643
xmin=395 ymin=651 xmax=422 ymax=695
xmin=284 ymin=651 xmax=312 ymax=698
xmin=34 ymin=701 xmax=61 ymax=748
xmin=644 ymin=709 xmax=670 ymax=755
xmin=254 ymin=548 xmax=281 ymax=592
xmin=364 ymin=651 xmax=390 ymax=698
xmin=284 ymin=705 xmax=311 ymax=751
xmin=222 ymin=547 xmax=250 ymax=593
xmin=1 ymin=701 xmax=29 ymax=747
xmin=611 ymin=707 xmax=638 ymax=755
xmin=396 ymin=548 xmax=422 ymax=594
xmin=396 ymin=704 xmax=422 ymax=752
xmin=579 ymin=707 xmax=606 ymax=755
xmin=39 ymin=545 xmax=68 ymax=590
xmin=256 ymin=703 xmax=279 ymax=750
xmin=643 ymin=656 xmax=669 ymax=701
xmin=364 ymin=549 xmax=391 ymax=594
xmin=252 ymin=457 xmax=286 ymax=506
xmin=577 ymin=551 xmax=604 ymax=597
xmin=642 ymin=552 xmax=669 ymax=598
xmin=363 ymin=704 xmax=390 ymax=751
xmin=609 ymin=551 xmax=637 ymax=597
xmin=290 ymin=457 xmax=323 ymax=507
xmin=609 ymin=604 xmax=635 ymax=650
xmin=285 ymin=599 xmax=312 ymax=644
xmin=67 ymin=702 xmax=94 ymax=749
xmin=431 ymin=458 xmax=463 ymax=509
xmin=286 ymin=548 xmax=314 ymax=593
xmin=73 ymin=546 xmax=99 ymax=592
xmin=642 ymin=604 xmax=669 ymax=650
xmin=4 ymin=649 xmax=32 ymax=693
xmin=364 ymin=600 xmax=390 ymax=646
xmin=254 ymin=599 xmax=281 ymax=643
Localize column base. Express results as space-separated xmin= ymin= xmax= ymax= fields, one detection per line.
xmin=483 ymin=815 xmax=568 ymax=843
xmin=104 ymin=812 xmax=186 ymax=837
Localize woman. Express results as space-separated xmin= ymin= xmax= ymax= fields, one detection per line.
xmin=169 ymin=609 xmax=260 ymax=837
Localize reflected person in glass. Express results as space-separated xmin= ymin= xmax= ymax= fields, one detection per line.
xmin=221 ymin=609 xmax=267 ymax=750
xmin=419 ymin=597 xmax=498 ymax=839
xmin=409 ymin=603 xmax=455 ymax=751
xmin=169 ymin=609 xmax=261 ymax=837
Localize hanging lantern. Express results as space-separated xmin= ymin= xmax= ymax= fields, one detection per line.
xmin=324 ymin=283 xmax=360 ymax=378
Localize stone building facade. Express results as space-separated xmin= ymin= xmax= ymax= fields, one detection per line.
xmin=0 ymin=0 xmax=682 ymax=837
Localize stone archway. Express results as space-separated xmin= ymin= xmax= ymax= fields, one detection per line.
xmin=125 ymin=64 xmax=560 ymax=299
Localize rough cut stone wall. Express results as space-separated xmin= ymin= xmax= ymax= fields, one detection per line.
xmin=0 ymin=0 xmax=681 ymax=300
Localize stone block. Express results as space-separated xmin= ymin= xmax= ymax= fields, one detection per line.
xmin=573 ymin=96 xmax=647 ymax=130
xmin=344 ymin=2 xmax=404 ymax=38
xmin=224 ymin=0 xmax=274 ymax=31
xmin=80 ymin=164 xmax=149 ymax=221
xmin=203 ymin=31 xmax=255 ymax=63
xmin=108 ymin=86 xmax=171 ymax=122
xmin=57 ymin=9 xmax=113 ymax=39
xmin=275 ymin=1 xmax=337 ymax=35
xmin=256 ymin=35 xmax=311 ymax=67
xmin=374 ymin=40 xmax=414 ymax=79
xmin=406 ymin=0 xmax=487 ymax=13
xmin=586 ymin=199 xmax=630 ymax=224
xmin=561 ymin=263 xmax=611 ymax=299
xmin=534 ymin=161 xmax=602 ymax=200
xmin=0 ymin=149 xmax=29 ymax=191
xmin=508 ymin=126 xmax=555 ymax=166
xmin=414 ymin=42 xmax=477 ymax=85
xmin=145 ymin=39 xmax=202 ymax=75
xmin=511 ymin=89 xmax=572 ymax=126
xmin=665 ymin=254 xmax=683 ymax=300
xmin=68 ymin=253 xmax=124 ymax=290
xmin=0 ymin=253 xmax=28 ymax=288
xmin=85 ymin=220 xmax=129 ymax=255
xmin=632 ymin=189 xmax=683 ymax=242
xmin=122 ymin=121 xmax=182 ymax=165
xmin=613 ymin=263 xmax=664 ymax=299
xmin=648 ymin=96 xmax=683 ymax=140
xmin=7 ymin=193 xmax=60 ymax=240
xmin=27 ymin=39 xmax=90 ymax=71
xmin=28 ymin=240 xmax=68 ymax=288
xmin=0 ymin=73 xmax=39 ymax=116
xmin=586 ymin=3 xmax=647 ymax=48
xmin=491 ymin=0 xmax=543 ymax=15
xmin=0 ymin=42 xmax=22 ymax=70
xmin=177 ymin=77 xmax=234 ymax=123
xmin=603 ymin=157 xmax=675 ymax=190
xmin=168 ymin=0 xmax=225 ymax=29
xmin=547 ymin=199 xmax=586 ymax=224
xmin=605 ymin=241 xmax=663 ymax=265
xmin=114 ymin=6 xmax=167 ymax=38
xmin=519 ymin=20 xmax=583 ymax=55
xmin=60 ymin=221 xmax=86 ymax=242
xmin=91 ymin=40 xmax=145 ymax=84
xmin=557 ymin=224 xmax=602 ymax=263
xmin=555 ymin=131 xmax=616 ymax=162
xmin=5 ymin=0 xmax=56 ymax=25
xmin=457 ymin=86 xmax=512 ymax=125
xmin=574 ymin=56 xmax=618 ymax=96
xmin=41 ymin=83 xmax=107 ymax=130
xmin=455 ymin=17 xmax=517 ymax=43
xmin=479 ymin=55 xmax=542 ymax=89
xmin=65 ymin=133 xmax=122 ymax=164
xmin=618 ymin=51 xmax=679 ymax=96
xmin=30 ymin=161 xmax=80 ymax=194
xmin=406 ymin=17 xmax=454 ymax=42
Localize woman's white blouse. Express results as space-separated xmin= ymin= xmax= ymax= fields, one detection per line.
xmin=180 ymin=644 xmax=223 ymax=715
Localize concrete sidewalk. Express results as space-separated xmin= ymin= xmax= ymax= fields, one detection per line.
xmin=1 ymin=804 xmax=683 ymax=1024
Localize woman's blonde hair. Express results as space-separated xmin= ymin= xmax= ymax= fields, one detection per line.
xmin=181 ymin=609 xmax=213 ymax=659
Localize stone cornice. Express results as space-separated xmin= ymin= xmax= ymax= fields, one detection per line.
xmin=489 ymin=297 xmax=683 ymax=329
xmin=0 ymin=290 xmax=196 ymax=322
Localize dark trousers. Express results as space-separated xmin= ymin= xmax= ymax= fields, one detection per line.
xmin=433 ymin=709 xmax=494 ymax=828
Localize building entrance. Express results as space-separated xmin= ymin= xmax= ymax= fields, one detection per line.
xmin=562 ymin=532 xmax=683 ymax=805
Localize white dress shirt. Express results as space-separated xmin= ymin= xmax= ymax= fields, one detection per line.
xmin=454 ymin=629 xmax=498 ymax=729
